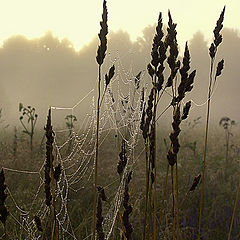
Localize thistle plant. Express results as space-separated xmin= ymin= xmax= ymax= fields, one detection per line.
xmin=198 ymin=7 xmax=225 ymax=239
xmin=65 ymin=114 xmax=77 ymax=153
xmin=219 ymin=116 xmax=235 ymax=164
xmin=19 ymin=103 xmax=38 ymax=152
xmin=65 ymin=114 xmax=77 ymax=135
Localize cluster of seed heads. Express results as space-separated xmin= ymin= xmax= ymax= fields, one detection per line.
xmin=96 ymin=0 xmax=108 ymax=66
xmin=44 ymin=108 xmax=62 ymax=207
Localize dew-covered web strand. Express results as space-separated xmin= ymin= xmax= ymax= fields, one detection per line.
xmin=2 ymin=51 xmax=145 ymax=239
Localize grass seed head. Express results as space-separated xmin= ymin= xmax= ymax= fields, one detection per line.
xmin=44 ymin=108 xmax=54 ymax=207
xmin=34 ymin=215 xmax=43 ymax=232
xmin=189 ymin=174 xmax=201 ymax=192
xmin=182 ymin=101 xmax=191 ymax=120
xmin=96 ymin=0 xmax=108 ymax=66
xmin=105 ymin=64 xmax=115 ymax=86
xmin=53 ymin=163 xmax=61 ymax=182
xmin=215 ymin=59 xmax=224 ymax=77
xmin=213 ymin=6 xmax=225 ymax=47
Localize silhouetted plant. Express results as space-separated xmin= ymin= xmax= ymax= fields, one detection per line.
xmin=44 ymin=108 xmax=61 ymax=239
xmin=198 ymin=6 xmax=226 ymax=240
xmin=19 ymin=103 xmax=38 ymax=152
xmin=92 ymin=1 xmax=116 ymax=239
xmin=219 ymin=116 xmax=235 ymax=163
xmin=34 ymin=215 xmax=43 ymax=232
xmin=65 ymin=114 xmax=77 ymax=153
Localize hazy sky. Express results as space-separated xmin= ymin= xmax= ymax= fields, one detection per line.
xmin=0 ymin=0 xmax=238 ymax=51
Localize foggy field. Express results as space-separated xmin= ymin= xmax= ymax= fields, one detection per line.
xmin=1 ymin=124 xmax=240 ymax=239
xmin=0 ymin=1 xmax=240 ymax=240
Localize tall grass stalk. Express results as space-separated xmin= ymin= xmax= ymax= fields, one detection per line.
xmin=92 ymin=1 xmax=108 ymax=239
xmin=143 ymin=140 xmax=149 ymax=240
xmin=44 ymin=108 xmax=59 ymax=240
xmin=198 ymin=7 xmax=225 ymax=239
xmin=92 ymin=65 xmax=102 ymax=240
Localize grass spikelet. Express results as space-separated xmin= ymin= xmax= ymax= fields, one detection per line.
xmin=215 ymin=59 xmax=224 ymax=77
xmin=96 ymin=0 xmax=108 ymax=66
xmin=34 ymin=215 xmax=43 ymax=232
xmin=53 ymin=164 xmax=61 ymax=182
xmin=105 ymin=65 xmax=115 ymax=87
xmin=45 ymin=108 xmax=54 ymax=207
xmin=122 ymin=171 xmax=133 ymax=240
xmin=181 ymin=101 xmax=191 ymax=120
xmin=189 ymin=174 xmax=201 ymax=192
xmin=167 ymin=107 xmax=181 ymax=167
xmin=166 ymin=10 xmax=180 ymax=88
xmin=213 ymin=6 xmax=225 ymax=47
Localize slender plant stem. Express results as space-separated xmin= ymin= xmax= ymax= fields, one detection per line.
xmin=226 ymin=129 xmax=229 ymax=164
xmin=157 ymin=164 xmax=169 ymax=237
xmin=99 ymin=88 xmax=107 ymax=108
xmin=50 ymin=135 xmax=56 ymax=240
xmin=119 ymin=211 xmax=127 ymax=240
xmin=228 ymin=180 xmax=240 ymax=240
xmin=143 ymin=140 xmax=150 ymax=240
xmin=171 ymin=166 xmax=175 ymax=240
xmin=92 ymin=65 xmax=101 ymax=240
xmin=198 ymin=58 xmax=214 ymax=240
xmin=175 ymin=161 xmax=180 ymax=240
xmin=153 ymin=85 xmax=157 ymax=240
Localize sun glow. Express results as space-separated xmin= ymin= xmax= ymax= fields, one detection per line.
xmin=0 ymin=0 xmax=238 ymax=50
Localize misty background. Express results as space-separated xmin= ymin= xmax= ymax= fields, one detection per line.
xmin=0 ymin=25 xmax=239 ymax=129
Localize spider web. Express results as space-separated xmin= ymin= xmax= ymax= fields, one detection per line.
xmin=2 ymin=49 xmax=147 ymax=240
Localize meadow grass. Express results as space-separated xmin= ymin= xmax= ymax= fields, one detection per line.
xmin=0 ymin=2 xmax=239 ymax=240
